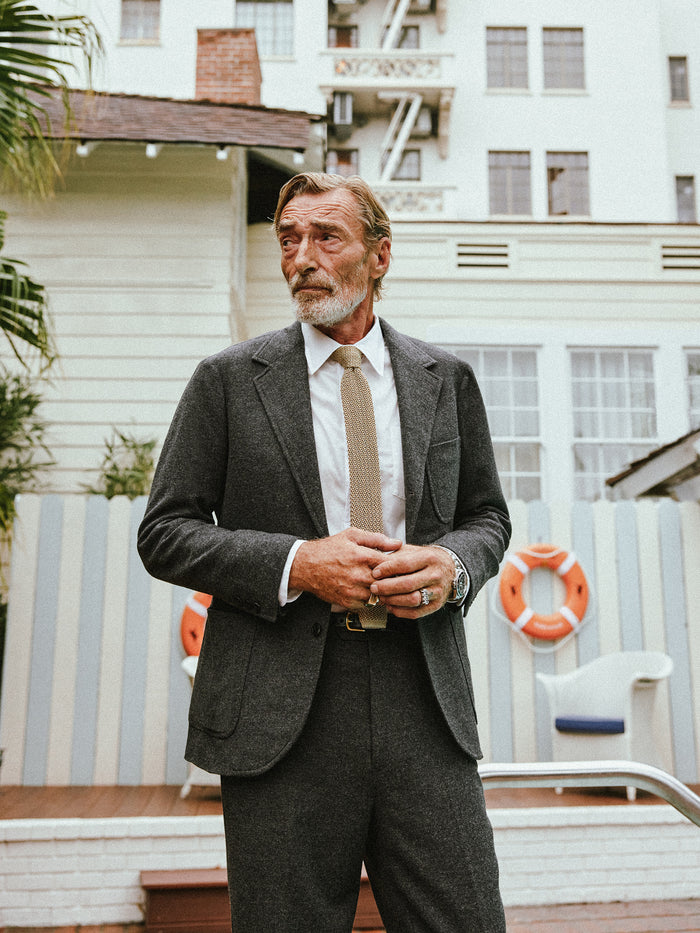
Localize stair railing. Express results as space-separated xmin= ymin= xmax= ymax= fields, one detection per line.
xmin=478 ymin=759 xmax=700 ymax=829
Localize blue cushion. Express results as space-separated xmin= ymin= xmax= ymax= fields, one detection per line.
xmin=555 ymin=716 xmax=625 ymax=734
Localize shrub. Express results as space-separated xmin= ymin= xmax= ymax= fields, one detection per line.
xmin=83 ymin=427 xmax=156 ymax=500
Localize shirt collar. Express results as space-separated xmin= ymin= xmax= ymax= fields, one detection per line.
xmin=302 ymin=317 xmax=386 ymax=377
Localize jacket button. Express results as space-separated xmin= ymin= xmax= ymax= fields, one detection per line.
xmin=311 ymin=622 xmax=323 ymax=638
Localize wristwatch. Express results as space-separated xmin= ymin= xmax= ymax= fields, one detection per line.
xmin=435 ymin=546 xmax=469 ymax=604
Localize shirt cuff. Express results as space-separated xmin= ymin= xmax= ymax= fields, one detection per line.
xmin=278 ymin=539 xmax=306 ymax=606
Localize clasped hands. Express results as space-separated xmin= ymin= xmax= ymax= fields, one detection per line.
xmin=289 ymin=528 xmax=456 ymax=619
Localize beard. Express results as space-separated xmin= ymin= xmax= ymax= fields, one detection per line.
xmin=289 ymin=265 xmax=369 ymax=327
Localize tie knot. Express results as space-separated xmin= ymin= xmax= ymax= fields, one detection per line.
xmin=332 ymin=345 xmax=363 ymax=370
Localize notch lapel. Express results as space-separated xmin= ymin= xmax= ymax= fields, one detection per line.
xmin=252 ymin=324 xmax=329 ymax=539
xmin=381 ymin=320 xmax=442 ymax=543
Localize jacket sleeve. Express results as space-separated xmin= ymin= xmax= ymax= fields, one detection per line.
xmin=137 ymin=357 xmax=297 ymax=622
xmin=435 ymin=367 xmax=511 ymax=611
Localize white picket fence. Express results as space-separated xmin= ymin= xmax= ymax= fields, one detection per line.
xmin=1 ymin=494 xmax=699 ymax=786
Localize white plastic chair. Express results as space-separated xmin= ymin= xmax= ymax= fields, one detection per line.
xmin=536 ymin=651 xmax=673 ymax=800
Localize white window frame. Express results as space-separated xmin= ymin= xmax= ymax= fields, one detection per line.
xmin=543 ymin=27 xmax=585 ymax=90
xmin=489 ymin=151 xmax=532 ymax=216
xmin=120 ymin=0 xmax=160 ymax=42
xmin=669 ymin=56 xmax=690 ymax=103
xmin=486 ymin=27 xmax=528 ymax=89
xmin=687 ymin=351 xmax=700 ymax=430
xmin=547 ymin=152 xmax=590 ymax=216
xmin=570 ymin=348 xmax=658 ymax=500
xmin=676 ymin=176 xmax=697 ymax=223
xmin=235 ymin=0 xmax=294 ymax=57
xmin=440 ymin=346 xmax=543 ymax=501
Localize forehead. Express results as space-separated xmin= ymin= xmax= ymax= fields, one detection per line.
xmin=278 ymin=188 xmax=364 ymax=235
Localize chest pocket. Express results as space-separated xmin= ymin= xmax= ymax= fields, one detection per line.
xmin=426 ymin=437 xmax=460 ymax=524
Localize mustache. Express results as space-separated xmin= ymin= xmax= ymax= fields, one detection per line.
xmin=289 ymin=272 xmax=335 ymax=293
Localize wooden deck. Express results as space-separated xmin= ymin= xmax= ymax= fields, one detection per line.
xmin=3 ymin=780 xmax=695 ymax=819
xmin=2 ymin=783 xmax=700 ymax=933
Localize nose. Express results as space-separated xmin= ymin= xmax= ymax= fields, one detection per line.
xmin=293 ymin=235 xmax=319 ymax=273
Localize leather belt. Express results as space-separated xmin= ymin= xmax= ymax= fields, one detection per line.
xmin=329 ymin=611 xmax=412 ymax=633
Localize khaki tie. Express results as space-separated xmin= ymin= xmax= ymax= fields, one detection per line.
xmin=333 ymin=345 xmax=387 ymax=629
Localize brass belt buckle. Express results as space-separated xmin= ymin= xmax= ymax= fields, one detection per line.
xmin=345 ymin=612 xmax=365 ymax=632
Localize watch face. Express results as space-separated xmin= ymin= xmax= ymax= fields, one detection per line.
xmin=454 ymin=570 xmax=467 ymax=599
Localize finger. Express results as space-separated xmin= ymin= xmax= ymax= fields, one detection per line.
xmin=349 ymin=529 xmax=402 ymax=552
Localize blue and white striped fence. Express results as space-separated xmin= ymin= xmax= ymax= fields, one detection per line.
xmin=1 ymin=495 xmax=698 ymax=786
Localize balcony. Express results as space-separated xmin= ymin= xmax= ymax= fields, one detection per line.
xmin=320 ymin=48 xmax=454 ymax=108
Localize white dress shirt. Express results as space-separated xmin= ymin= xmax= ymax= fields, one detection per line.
xmin=279 ymin=318 xmax=405 ymax=604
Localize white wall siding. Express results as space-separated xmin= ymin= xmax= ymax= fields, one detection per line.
xmin=2 ymin=495 xmax=698 ymax=787
xmin=2 ymin=145 xmax=242 ymax=492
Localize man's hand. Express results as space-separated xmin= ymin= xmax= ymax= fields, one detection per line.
xmin=289 ymin=528 xmax=402 ymax=609
xmin=369 ymin=544 xmax=455 ymax=619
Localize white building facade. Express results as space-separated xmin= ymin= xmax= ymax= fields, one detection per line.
xmin=24 ymin=1 xmax=700 ymax=500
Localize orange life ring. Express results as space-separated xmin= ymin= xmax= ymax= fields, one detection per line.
xmin=499 ymin=544 xmax=588 ymax=640
xmin=180 ymin=591 xmax=212 ymax=656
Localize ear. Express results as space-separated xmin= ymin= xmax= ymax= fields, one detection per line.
xmin=369 ymin=237 xmax=391 ymax=280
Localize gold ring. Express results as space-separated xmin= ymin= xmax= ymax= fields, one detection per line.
xmin=366 ymin=593 xmax=380 ymax=607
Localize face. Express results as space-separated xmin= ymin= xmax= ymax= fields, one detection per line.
xmin=277 ymin=189 xmax=382 ymax=329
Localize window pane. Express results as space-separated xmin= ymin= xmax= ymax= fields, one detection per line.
xmin=543 ymin=28 xmax=584 ymax=89
xmin=676 ymin=176 xmax=697 ymax=223
xmin=487 ymin=27 xmax=528 ymax=88
xmin=326 ymin=149 xmax=359 ymax=176
xmin=547 ymin=152 xmax=590 ymax=215
xmin=437 ymin=347 xmax=542 ymax=500
xmin=391 ymin=149 xmax=421 ymax=181
xmin=489 ymin=151 xmax=532 ymax=215
xmin=328 ymin=25 xmax=358 ymax=49
xmin=121 ymin=0 xmax=160 ymax=40
xmin=571 ymin=349 xmax=657 ymax=499
xmin=237 ymin=1 xmax=294 ymax=56
xmin=688 ymin=352 xmax=700 ymax=429
xmin=515 ymin=410 xmax=539 ymax=436
xmin=516 ymin=475 xmax=541 ymax=500
xmin=669 ymin=56 xmax=690 ymax=102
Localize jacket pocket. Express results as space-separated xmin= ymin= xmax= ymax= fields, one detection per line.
xmin=188 ymin=608 xmax=257 ymax=738
xmin=426 ymin=436 xmax=460 ymax=524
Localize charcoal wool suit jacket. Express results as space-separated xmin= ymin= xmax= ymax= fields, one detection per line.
xmin=137 ymin=318 xmax=511 ymax=777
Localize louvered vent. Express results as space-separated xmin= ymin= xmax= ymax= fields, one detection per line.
xmin=661 ymin=244 xmax=700 ymax=270
xmin=456 ymin=242 xmax=509 ymax=269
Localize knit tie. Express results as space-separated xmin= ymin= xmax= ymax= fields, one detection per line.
xmin=333 ymin=345 xmax=387 ymax=629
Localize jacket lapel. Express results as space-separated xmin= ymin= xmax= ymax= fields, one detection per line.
xmin=381 ymin=319 xmax=443 ymax=542
xmin=252 ymin=323 xmax=329 ymax=538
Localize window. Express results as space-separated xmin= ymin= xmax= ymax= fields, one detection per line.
xmin=391 ymin=149 xmax=421 ymax=181
xmin=332 ymin=91 xmax=353 ymax=126
xmin=236 ymin=0 xmax=294 ymax=56
xmin=120 ymin=0 xmax=159 ymax=41
xmin=669 ymin=56 xmax=690 ymax=102
xmin=326 ymin=149 xmax=359 ymax=177
xmin=489 ymin=152 xmax=532 ymax=215
xmin=328 ymin=25 xmax=358 ymax=49
xmin=487 ymin=27 xmax=528 ymax=89
xmin=676 ymin=176 xmax=697 ymax=223
xmin=543 ymin=28 xmax=584 ymax=89
xmin=547 ymin=152 xmax=589 ymax=216
xmin=382 ymin=25 xmax=419 ymax=49
xmin=446 ymin=347 xmax=542 ymax=501
xmin=688 ymin=352 xmax=700 ymax=429
xmin=571 ymin=349 xmax=657 ymax=500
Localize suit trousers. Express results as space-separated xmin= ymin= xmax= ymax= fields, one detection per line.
xmin=220 ymin=621 xmax=506 ymax=933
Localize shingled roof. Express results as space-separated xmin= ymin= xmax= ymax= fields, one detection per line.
xmin=36 ymin=87 xmax=322 ymax=151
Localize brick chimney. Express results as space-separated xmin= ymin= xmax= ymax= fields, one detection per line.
xmin=196 ymin=29 xmax=262 ymax=106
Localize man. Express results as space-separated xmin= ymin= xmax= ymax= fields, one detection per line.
xmin=138 ymin=172 xmax=511 ymax=932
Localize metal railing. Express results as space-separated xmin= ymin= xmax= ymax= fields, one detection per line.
xmin=478 ymin=760 xmax=700 ymax=829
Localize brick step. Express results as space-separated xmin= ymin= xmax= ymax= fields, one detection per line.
xmin=140 ymin=869 xmax=384 ymax=932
